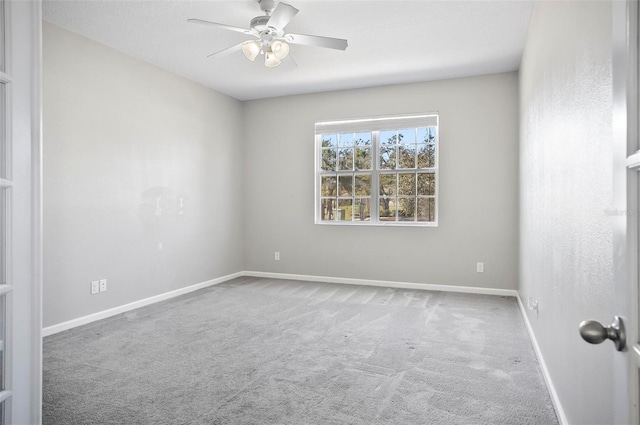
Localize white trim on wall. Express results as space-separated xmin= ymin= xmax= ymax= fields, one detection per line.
xmin=43 ymin=271 xmax=517 ymax=337
xmin=31 ymin=0 xmax=43 ymax=421
xmin=244 ymin=271 xmax=517 ymax=297
xmin=42 ymin=272 xmax=244 ymax=337
xmin=516 ymin=293 xmax=568 ymax=425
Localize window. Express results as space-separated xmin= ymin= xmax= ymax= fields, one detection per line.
xmin=315 ymin=114 xmax=438 ymax=226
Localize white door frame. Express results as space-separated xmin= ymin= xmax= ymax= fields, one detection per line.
xmin=5 ymin=1 xmax=42 ymax=424
xmin=613 ymin=0 xmax=639 ymax=424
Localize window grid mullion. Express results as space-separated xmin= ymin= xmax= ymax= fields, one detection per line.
xmin=413 ymin=171 xmax=418 ymax=222
xmin=393 ymin=169 xmax=397 ymax=221
xmin=349 ymin=137 xmax=354 ymax=222
xmin=372 ymin=130 xmax=380 ymax=223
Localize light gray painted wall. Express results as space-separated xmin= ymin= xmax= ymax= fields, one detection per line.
xmin=244 ymin=74 xmax=519 ymax=289
xmin=43 ymin=22 xmax=244 ymax=327
xmin=519 ymin=1 xmax=614 ymax=424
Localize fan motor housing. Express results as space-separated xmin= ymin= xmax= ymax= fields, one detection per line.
xmin=250 ymin=16 xmax=271 ymax=32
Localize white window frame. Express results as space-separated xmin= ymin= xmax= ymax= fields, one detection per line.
xmin=315 ymin=114 xmax=439 ymax=226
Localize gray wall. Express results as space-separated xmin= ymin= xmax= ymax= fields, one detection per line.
xmin=519 ymin=1 xmax=614 ymax=424
xmin=43 ymin=22 xmax=245 ymax=327
xmin=43 ymin=26 xmax=520 ymax=327
xmin=243 ymin=74 xmax=519 ymax=289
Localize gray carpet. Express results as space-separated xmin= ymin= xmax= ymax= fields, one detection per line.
xmin=43 ymin=277 xmax=558 ymax=425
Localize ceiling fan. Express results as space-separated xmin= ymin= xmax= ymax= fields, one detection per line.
xmin=188 ymin=0 xmax=348 ymax=68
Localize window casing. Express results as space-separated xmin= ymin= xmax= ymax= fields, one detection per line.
xmin=315 ymin=114 xmax=438 ymax=226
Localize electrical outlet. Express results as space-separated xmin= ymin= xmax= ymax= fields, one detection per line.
xmin=99 ymin=279 xmax=107 ymax=292
xmin=528 ymin=297 xmax=539 ymax=318
xmin=274 ymin=251 xmax=280 ymax=261
xmin=476 ymin=262 xmax=484 ymax=273
xmin=91 ymin=280 xmax=100 ymax=295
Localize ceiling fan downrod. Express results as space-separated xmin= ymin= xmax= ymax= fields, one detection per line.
xmin=258 ymin=0 xmax=276 ymax=15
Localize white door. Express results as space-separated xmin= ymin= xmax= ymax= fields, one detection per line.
xmin=2 ymin=1 xmax=42 ymax=424
xmin=611 ymin=1 xmax=639 ymax=424
xmin=0 ymin=0 xmax=15 ymax=422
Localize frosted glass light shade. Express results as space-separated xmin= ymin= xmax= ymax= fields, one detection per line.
xmin=270 ymin=40 xmax=290 ymax=60
xmin=241 ymin=40 xmax=261 ymax=61
xmin=264 ymin=49 xmax=282 ymax=67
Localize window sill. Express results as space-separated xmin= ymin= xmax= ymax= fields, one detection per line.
xmin=315 ymin=220 xmax=438 ymax=227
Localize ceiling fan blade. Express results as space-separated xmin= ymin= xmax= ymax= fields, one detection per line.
xmin=277 ymin=54 xmax=298 ymax=71
xmin=187 ymin=18 xmax=253 ymax=36
xmin=267 ymin=2 xmax=298 ymax=31
xmin=286 ymin=33 xmax=348 ymax=51
xmin=287 ymin=54 xmax=298 ymax=69
xmin=207 ymin=42 xmax=244 ymax=58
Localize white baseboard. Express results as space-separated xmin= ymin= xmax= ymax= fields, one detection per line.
xmin=42 ymin=271 xmax=517 ymax=337
xmin=243 ymin=271 xmax=518 ymax=297
xmin=41 ymin=272 xmax=244 ymax=337
xmin=516 ymin=293 xmax=568 ymax=425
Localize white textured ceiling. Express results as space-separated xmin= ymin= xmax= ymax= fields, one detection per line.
xmin=43 ymin=0 xmax=533 ymax=101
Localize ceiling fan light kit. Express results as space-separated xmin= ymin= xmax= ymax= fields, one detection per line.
xmin=264 ymin=48 xmax=282 ymax=67
xmin=241 ymin=40 xmax=262 ymax=61
xmin=188 ymin=0 xmax=348 ymax=68
xmin=271 ymin=40 xmax=290 ymax=60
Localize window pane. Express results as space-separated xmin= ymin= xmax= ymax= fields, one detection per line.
xmin=379 ymin=174 xmax=396 ymax=196
xmin=354 ymin=198 xmax=371 ymax=221
xmin=418 ymin=127 xmax=429 ymax=143
xmin=399 ymin=128 xmax=416 ymax=144
xmin=321 ymin=134 xmax=337 ymax=148
xmin=417 ymin=143 xmax=435 ymax=168
xmin=379 ymin=145 xmax=396 ymax=170
xmin=338 ymin=175 xmax=353 ymax=197
xmin=337 ymin=199 xmax=352 ymax=221
xmin=421 ymin=143 xmax=436 ymax=168
xmin=0 ymin=84 xmax=5 ymax=179
xmin=398 ymin=145 xmax=416 ymax=169
xmin=380 ymin=130 xmax=397 ymax=145
xmin=417 ymin=173 xmax=435 ymax=196
xmin=355 ymin=147 xmax=371 ymax=170
xmin=379 ymin=198 xmax=396 ymax=221
xmin=321 ymin=198 xmax=336 ymax=221
xmin=321 ymin=148 xmax=336 ymax=171
xmin=398 ymin=198 xmax=416 ymax=221
xmin=338 ymin=148 xmax=353 ymax=170
xmin=398 ymin=173 xmax=416 ymax=196
xmin=0 ymin=296 xmax=5 ymax=392
xmin=418 ymin=126 xmax=436 ymax=168
xmin=354 ymin=132 xmax=371 ymax=146
xmin=418 ymin=126 xmax=437 ymax=143
xmin=0 ymin=190 xmax=4 ymax=286
xmin=418 ymin=198 xmax=436 ymax=222
xmin=0 ymin=1 xmax=4 ymax=73
xmin=338 ymin=133 xmax=354 ymax=147
xmin=321 ymin=176 xmax=337 ymax=196
xmin=355 ymin=174 xmax=371 ymax=196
